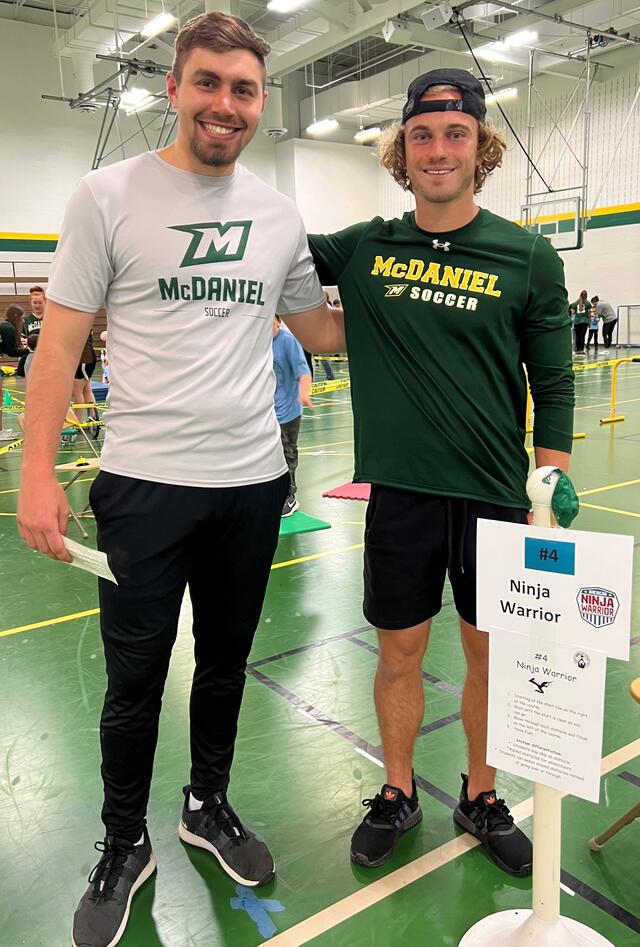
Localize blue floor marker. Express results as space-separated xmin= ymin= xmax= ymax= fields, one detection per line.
xmin=230 ymin=884 xmax=285 ymax=939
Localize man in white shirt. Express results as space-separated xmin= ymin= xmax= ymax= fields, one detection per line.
xmin=17 ymin=12 xmax=342 ymax=947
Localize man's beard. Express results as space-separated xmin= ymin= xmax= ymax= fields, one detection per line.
xmin=410 ymin=165 xmax=475 ymax=205
xmin=189 ymin=133 xmax=243 ymax=168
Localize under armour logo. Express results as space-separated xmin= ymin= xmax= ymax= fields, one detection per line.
xmin=432 ymin=239 xmax=451 ymax=251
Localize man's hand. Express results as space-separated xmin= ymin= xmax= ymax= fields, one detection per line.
xmin=17 ymin=475 xmax=73 ymax=562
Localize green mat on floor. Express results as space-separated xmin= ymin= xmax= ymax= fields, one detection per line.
xmin=278 ymin=510 xmax=331 ymax=536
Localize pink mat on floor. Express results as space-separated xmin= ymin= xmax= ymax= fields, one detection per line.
xmin=323 ymin=481 xmax=371 ymax=501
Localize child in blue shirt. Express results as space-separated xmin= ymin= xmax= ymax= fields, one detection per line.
xmin=586 ymin=310 xmax=600 ymax=355
xmin=272 ymin=316 xmax=313 ymax=516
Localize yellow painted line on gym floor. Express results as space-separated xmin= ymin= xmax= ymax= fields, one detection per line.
xmin=0 ymin=475 xmax=96 ymax=496
xmin=0 ymin=607 xmax=100 ymax=639
xmin=580 ymin=503 xmax=640 ymax=519
xmin=267 ymin=737 xmax=640 ymax=946
xmin=578 ymin=478 xmax=640 ymax=497
xmin=0 ymin=543 xmax=364 ymax=639
xmin=271 ymin=543 xmax=363 ymax=570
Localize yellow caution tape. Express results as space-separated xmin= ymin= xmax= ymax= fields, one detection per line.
xmin=572 ymin=358 xmax=620 ymax=373
xmin=0 ymin=437 xmax=23 ymax=456
xmin=311 ymin=378 xmax=351 ymax=395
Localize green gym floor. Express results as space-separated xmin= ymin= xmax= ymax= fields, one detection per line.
xmin=1 ymin=354 xmax=639 ymax=947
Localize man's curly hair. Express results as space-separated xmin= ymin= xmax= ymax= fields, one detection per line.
xmin=378 ymin=120 xmax=506 ymax=194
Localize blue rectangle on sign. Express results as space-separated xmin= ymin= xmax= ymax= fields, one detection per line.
xmin=524 ymin=537 xmax=575 ymax=575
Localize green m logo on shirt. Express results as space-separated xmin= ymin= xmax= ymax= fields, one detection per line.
xmin=169 ymin=221 xmax=252 ymax=267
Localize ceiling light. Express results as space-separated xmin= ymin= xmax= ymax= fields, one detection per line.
xmin=472 ymin=47 xmax=515 ymax=63
xmin=492 ymin=29 xmax=537 ymax=52
xmin=120 ymin=88 xmax=159 ymax=116
xmin=354 ymin=126 xmax=381 ymax=144
xmin=267 ymin=0 xmax=306 ymax=13
xmin=140 ymin=12 xmax=176 ymax=39
xmin=306 ymin=118 xmax=339 ymax=136
xmin=485 ymin=86 xmax=518 ymax=104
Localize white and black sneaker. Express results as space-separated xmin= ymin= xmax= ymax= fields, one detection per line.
xmin=351 ymin=782 xmax=422 ymax=867
xmin=179 ymin=786 xmax=275 ymax=886
xmin=281 ymin=495 xmax=299 ymax=518
xmin=72 ymin=829 xmax=156 ymax=947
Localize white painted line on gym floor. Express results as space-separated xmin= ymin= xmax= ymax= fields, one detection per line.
xmin=353 ymin=746 xmax=384 ymax=768
xmin=267 ymin=737 xmax=640 ymax=946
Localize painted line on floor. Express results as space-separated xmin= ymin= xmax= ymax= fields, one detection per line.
xmin=575 ymin=396 xmax=640 ymax=412
xmin=561 ymin=871 xmax=640 ymax=934
xmin=265 ymin=740 xmax=640 ymax=946
xmin=0 ymin=475 xmax=96 ymax=496
xmin=248 ymin=625 xmax=373 ymax=670
xmin=417 ymin=711 xmax=462 ymax=736
xmin=271 ymin=543 xmax=363 ymax=570
xmin=580 ymin=502 xmax=640 ymax=519
xmin=619 ymin=770 xmax=640 ymax=788
xmin=354 ymin=746 xmax=385 ymax=768
xmin=299 ymin=438 xmax=353 ymax=451
xmin=348 ymin=632 xmax=462 ymax=698
xmin=0 ymin=543 xmax=365 ymax=639
xmin=577 ymin=478 xmax=640 ymax=498
xmin=0 ymin=607 xmax=100 ymax=638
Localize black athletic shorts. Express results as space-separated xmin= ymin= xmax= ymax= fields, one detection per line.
xmin=74 ymin=360 xmax=96 ymax=381
xmin=363 ymin=484 xmax=528 ymax=630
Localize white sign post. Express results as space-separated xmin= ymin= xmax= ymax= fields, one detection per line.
xmin=459 ymin=467 xmax=634 ymax=947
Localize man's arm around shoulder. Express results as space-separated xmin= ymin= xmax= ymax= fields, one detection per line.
xmin=282 ymin=303 xmax=345 ymax=355
xmin=17 ymin=300 xmax=96 ymax=561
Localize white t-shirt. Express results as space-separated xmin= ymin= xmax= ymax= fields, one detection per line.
xmin=47 ymin=153 xmax=325 ymax=486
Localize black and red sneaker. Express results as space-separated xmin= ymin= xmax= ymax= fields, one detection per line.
xmin=350 ymin=782 xmax=422 ymax=867
xmin=453 ymin=773 xmax=532 ymax=876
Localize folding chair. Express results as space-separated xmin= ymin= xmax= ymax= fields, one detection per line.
xmin=55 ymin=456 xmax=100 ymax=539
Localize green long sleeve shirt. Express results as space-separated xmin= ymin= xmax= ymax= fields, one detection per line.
xmin=309 ymin=209 xmax=574 ymax=509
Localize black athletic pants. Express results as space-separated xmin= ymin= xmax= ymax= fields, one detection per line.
xmin=89 ymin=470 xmax=289 ymax=840
xmin=574 ymin=323 xmax=588 ymax=353
xmin=602 ymin=320 xmax=617 ymax=348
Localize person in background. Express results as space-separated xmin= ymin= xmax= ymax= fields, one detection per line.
xmin=319 ymin=294 xmax=336 ymax=380
xmin=17 ymin=287 xmax=46 ymax=377
xmin=24 ymin=285 xmax=46 ymax=334
xmin=591 ymin=296 xmax=617 ymax=354
xmin=0 ymin=305 xmax=29 ymax=440
xmin=272 ymin=315 xmax=313 ymax=516
xmin=569 ymin=290 xmax=590 ymax=357
xmin=23 ymin=332 xmax=39 ymax=380
xmin=585 ymin=307 xmax=599 ymax=356
xmin=72 ymin=330 xmax=100 ymax=437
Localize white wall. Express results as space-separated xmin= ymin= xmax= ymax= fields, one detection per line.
xmin=560 ymin=225 xmax=640 ymax=308
xmin=0 ymin=19 xmax=276 ymax=233
xmin=281 ymin=138 xmax=379 ymax=233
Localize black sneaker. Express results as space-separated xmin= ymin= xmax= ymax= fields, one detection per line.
xmin=72 ymin=830 xmax=156 ymax=947
xmin=281 ymin=496 xmax=299 ymax=518
xmin=178 ymin=786 xmax=275 ymax=886
xmin=350 ymin=782 xmax=422 ymax=867
xmin=453 ymin=774 xmax=532 ymax=876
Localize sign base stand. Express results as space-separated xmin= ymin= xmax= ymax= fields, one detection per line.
xmin=458 ymin=910 xmax=614 ymax=946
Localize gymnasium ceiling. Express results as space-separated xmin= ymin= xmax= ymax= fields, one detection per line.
xmin=1 ymin=0 xmax=639 ymax=128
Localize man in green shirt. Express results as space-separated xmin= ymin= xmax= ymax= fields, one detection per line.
xmin=285 ymin=68 xmax=573 ymax=877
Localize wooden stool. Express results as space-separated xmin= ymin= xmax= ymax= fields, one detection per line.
xmin=589 ymin=677 xmax=640 ymax=851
